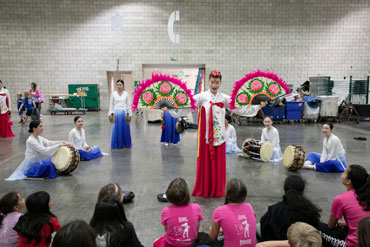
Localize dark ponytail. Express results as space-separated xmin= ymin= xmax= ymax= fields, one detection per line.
xmin=347 ymin=164 xmax=370 ymax=211
xmin=0 ymin=192 xmax=19 ymax=227
xmin=283 ymin=175 xmax=321 ymax=227
xmin=28 ymin=120 xmax=41 ymax=133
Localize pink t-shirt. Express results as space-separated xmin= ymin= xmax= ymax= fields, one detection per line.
xmin=0 ymin=212 xmax=22 ymax=247
xmin=161 ymin=203 xmax=203 ymax=247
xmin=331 ymin=189 xmax=370 ymax=247
xmin=212 ymin=203 xmax=256 ymax=247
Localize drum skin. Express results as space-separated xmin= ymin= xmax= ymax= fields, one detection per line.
xmin=283 ymin=145 xmax=305 ymax=171
xmin=52 ymin=146 xmax=80 ymax=175
xmin=242 ymin=138 xmax=273 ymax=162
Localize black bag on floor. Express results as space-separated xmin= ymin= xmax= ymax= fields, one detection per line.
xmin=31 ymin=108 xmax=40 ymax=121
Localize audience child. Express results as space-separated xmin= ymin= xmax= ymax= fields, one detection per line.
xmin=154 ymin=177 xmax=203 ymax=247
xmin=97 ymin=183 xmax=135 ymax=204
xmin=209 ymin=178 xmax=256 ymax=247
xmin=357 ymin=216 xmax=370 ymax=247
xmin=14 ymin=191 xmax=60 ymax=247
xmin=90 ymin=195 xmax=143 ymax=247
xmin=320 ymin=165 xmax=370 ymax=247
xmin=259 ymin=175 xmax=321 ymax=241
xmin=0 ymin=192 xmax=25 ymax=247
xmin=51 ymin=220 xmax=96 ymax=247
xmin=257 ymin=222 xmax=322 ymax=247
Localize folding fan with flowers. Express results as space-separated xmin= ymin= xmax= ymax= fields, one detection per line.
xmin=229 ymin=70 xmax=290 ymax=109
xmin=132 ymin=73 xmax=197 ymax=112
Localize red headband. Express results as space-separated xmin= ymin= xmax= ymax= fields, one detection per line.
xmin=210 ymin=70 xmax=221 ymax=79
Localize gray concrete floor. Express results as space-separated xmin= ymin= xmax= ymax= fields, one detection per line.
xmin=1 ymin=112 xmax=370 ymax=246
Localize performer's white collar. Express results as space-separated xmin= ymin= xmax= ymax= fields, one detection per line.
xmin=207 ymin=89 xmax=221 ymax=99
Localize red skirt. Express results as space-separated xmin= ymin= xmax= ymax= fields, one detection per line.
xmin=0 ymin=112 xmax=15 ymax=138
xmin=191 ymin=107 xmax=226 ymax=198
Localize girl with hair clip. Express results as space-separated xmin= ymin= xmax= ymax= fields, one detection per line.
xmin=209 ymin=178 xmax=257 ymax=247
xmin=108 ymin=79 xmax=132 ymax=149
xmin=90 ymin=195 xmax=143 ymax=247
xmin=261 ymin=116 xmax=283 ymax=162
xmin=0 ymin=192 xmax=25 ymax=247
xmin=169 ymin=70 xmax=267 ymax=198
xmin=14 ymin=191 xmax=61 ymax=247
xmin=68 ymin=116 xmax=104 ymax=160
xmin=160 ymin=109 xmax=180 ymax=145
xmin=259 ymin=175 xmax=321 ymax=241
xmin=357 ymin=217 xmax=370 ymax=247
xmin=154 ymin=177 xmax=203 ymax=247
xmin=320 ymin=164 xmax=370 ymax=247
xmin=51 ymin=220 xmax=96 ymax=247
xmin=225 ymin=114 xmax=241 ymax=153
xmin=257 ymin=222 xmax=322 ymax=247
xmin=303 ymin=122 xmax=347 ymax=173
xmin=97 ymin=183 xmax=135 ymax=204
xmin=0 ymin=80 xmax=15 ymax=137
xmin=5 ymin=120 xmax=72 ymax=181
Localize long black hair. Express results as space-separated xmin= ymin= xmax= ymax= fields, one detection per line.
xmin=0 ymin=192 xmax=19 ymax=227
xmin=90 ymin=195 xmax=132 ymax=247
xmin=283 ymin=175 xmax=321 ymax=227
xmin=14 ymin=191 xmax=56 ymax=244
xmin=347 ymin=164 xmax=370 ymax=211
xmin=52 ymin=220 xmax=96 ymax=247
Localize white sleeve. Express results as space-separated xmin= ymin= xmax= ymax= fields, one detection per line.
xmin=82 ymin=130 xmax=89 ymax=148
xmin=169 ymin=108 xmax=192 ymax=118
xmin=30 ymin=138 xmax=60 ymax=157
xmin=229 ymin=126 xmax=237 ymax=145
xmin=328 ymin=137 xmax=339 ymax=160
xmin=320 ymin=139 xmax=327 ymax=163
xmin=271 ymin=128 xmax=280 ymax=148
xmin=6 ymin=89 xmax=11 ymax=111
xmin=68 ymin=130 xmax=75 ymax=145
xmin=231 ymin=105 xmax=261 ymax=117
xmin=261 ymin=129 xmax=266 ymax=142
xmin=125 ymin=92 xmax=132 ymax=117
xmin=108 ymin=93 xmax=114 ymax=116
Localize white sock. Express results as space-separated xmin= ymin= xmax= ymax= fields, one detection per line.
xmin=303 ymin=161 xmax=315 ymax=170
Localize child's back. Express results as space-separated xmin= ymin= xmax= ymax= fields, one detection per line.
xmin=161 ymin=203 xmax=203 ymax=246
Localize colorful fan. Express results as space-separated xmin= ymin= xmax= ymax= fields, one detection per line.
xmin=132 ymin=73 xmax=197 ymax=112
xmin=230 ymin=70 xmax=290 ymax=109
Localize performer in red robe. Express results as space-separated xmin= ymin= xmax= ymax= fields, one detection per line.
xmin=0 ymin=80 xmax=15 ymax=138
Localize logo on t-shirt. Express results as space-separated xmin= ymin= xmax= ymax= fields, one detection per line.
xmin=235 ymin=215 xmax=250 ymax=238
xmin=174 ymin=217 xmax=191 ymax=241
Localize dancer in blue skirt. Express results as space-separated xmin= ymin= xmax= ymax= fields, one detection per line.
xmin=68 ymin=116 xmax=103 ymax=160
xmin=6 ymin=120 xmax=72 ymax=181
xmin=303 ymin=122 xmax=347 ymax=173
xmin=161 ymin=109 xmax=180 ymax=145
xmin=108 ymin=79 xmax=132 ymax=149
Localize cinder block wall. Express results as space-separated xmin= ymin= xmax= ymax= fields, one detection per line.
xmin=1 ymin=0 xmax=369 ymax=110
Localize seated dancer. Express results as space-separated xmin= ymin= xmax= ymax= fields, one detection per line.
xmin=6 ymin=120 xmax=72 ymax=181
xmin=261 ymin=116 xmax=283 ymax=162
xmin=225 ymin=114 xmax=241 ymax=153
xmin=160 ymin=109 xmax=180 ymax=145
xmin=303 ymin=123 xmax=347 ymax=173
xmin=68 ymin=116 xmax=103 ymax=160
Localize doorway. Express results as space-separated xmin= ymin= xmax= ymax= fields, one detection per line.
xmin=106 ymin=71 xmax=133 ymax=101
